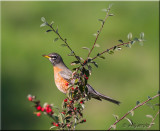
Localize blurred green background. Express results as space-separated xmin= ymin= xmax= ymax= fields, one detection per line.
xmin=1 ymin=1 xmax=159 ymax=130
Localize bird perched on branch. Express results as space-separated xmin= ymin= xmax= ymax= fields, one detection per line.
xmin=43 ymin=53 xmax=120 ymax=105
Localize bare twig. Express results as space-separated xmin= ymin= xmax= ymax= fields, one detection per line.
xmin=108 ymin=94 xmax=160 ymax=130
xmin=48 ymin=24 xmax=83 ymax=66
xmin=87 ymin=6 xmax=112 ymax=60
xmin=91 ymin=41 xmax=130 ymax=61
xmin=147 ymin=109 xmax=160 ymax=129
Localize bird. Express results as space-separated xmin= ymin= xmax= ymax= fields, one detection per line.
xmin=43 ymin=53 xmax=120 ymax=105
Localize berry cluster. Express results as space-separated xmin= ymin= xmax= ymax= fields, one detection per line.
xmin=28 ymin=92 xmax=87 ymax=130
xmin=28 ymin=65 xmax=89 ymax=130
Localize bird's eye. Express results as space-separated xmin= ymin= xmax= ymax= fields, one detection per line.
xmin=51 ymin=55 xmax=57 ymax=59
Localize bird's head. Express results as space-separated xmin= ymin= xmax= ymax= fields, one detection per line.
xmin=42 ymin=53 xmax=63 ymax=66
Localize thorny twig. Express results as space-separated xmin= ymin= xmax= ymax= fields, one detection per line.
xmin=147 ymin=109 xmax=160 ymax=129
xmin=108 ymin=94 xmax=160 ymax=130
xmin=87 ymin=6 xmax=112 ymax=60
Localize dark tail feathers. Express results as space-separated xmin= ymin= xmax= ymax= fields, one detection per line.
xmin=86 ymin=84 xmax=120 ymax=105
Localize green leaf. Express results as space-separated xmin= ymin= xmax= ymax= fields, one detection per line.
xmin=65 ymin=115 xmax=71 ymax=120
xmin=146 ymin=115 xmax=153 ymax=120
xmin=56 ymin=26 xmax=58 ymax=33
xmin=82 ymin=47 xmax=90 ymax=52
xmin=40 ymin=23 xmax=47 ymax=27
xmin=112 ymin=114 xmax=119 ymax=121
xmin=118 ymin=40 xmax=123 ymax=43
xmin=125 ymin=117 xmax=133 ymax=125
xmin=68 ymin=51 xmax=74 ymax=56
xmin=140 ymin=32 xmax=144 ymax=39
xmin=101 ymin=8 xmax=107 ymax=12
xmin=46 ymin=30 xmax=52 ymax=32
xmin=127 ymin=32 xmax=132 ymax=40
xmin=93 ymin=33 xmax=97 ymax=37
xmin=98 ymin=55 xmax=105 ymax=59
xmin=109 ymin=3 xmax=113 ymax=9
xmin=50 ymin=21 xmax=54 ymax=26
xmin=148 ymin=96 xmax=152 ymax=99
xmin=109 ymin=14 xmax=114 ymax=16
xmin=87 ymin=58 xmax=92 ymax=63
xmin=64 ymin=38 xmax=67 ymax=42
xmin=108 ymin=50 xmax=114 ymax=54
xmin=130 ymin=41 xmax=135 ymax=45
xmin=52 ymin=115 xmax=59 ymax=123
xmin=133 ymin=37 xmax=139 ymax=42
xmin=113 ymin=46 xmax=117 ymax=50
xmin=129 ymin=110 xmax=134 ymax=116
xmin=61 ymin=44 xmax=67 ymax=47
xmin=53 ymin=38 xmax=59 ymax=42
xmin=136 ymin=101 xmax=140 ymax=105
xmin=98 ymin=19 xmax=104 ymax=22
xmin=97 ymin=53 xmax=100 ymax=56
xmin=116 ymin=47 xmax=121 ymax=50
xmin=58 ymin=113 xmax=64 ymax=123
xmin=98 ymin=19 xmax=104 ymax=24
xmin=87 ymin=64 xmax=92 ymax=75
xmin=126 ymin=43 xmax=132 ymax=48
xmin=41 ymin=17 xmax=46 ymax=22
xmin=71 ymin=61 xmax=80 ymax=65
xmin=94 ymin=44 xmax=100 ymax=47
xmin=91 ymin=61 xmax=98 ymax=68
xmin=50 ymin=126 xmax=56 ymax=130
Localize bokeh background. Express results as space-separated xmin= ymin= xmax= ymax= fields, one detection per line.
xmin=1 ymin=1 xmax=159 ymax=130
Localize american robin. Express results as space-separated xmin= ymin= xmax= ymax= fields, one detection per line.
xmin=43 ymin=53 xmax=120 ymax=105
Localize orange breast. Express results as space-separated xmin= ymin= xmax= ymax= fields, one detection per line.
xmin=53 ymin=66 xmax=68 ymax=93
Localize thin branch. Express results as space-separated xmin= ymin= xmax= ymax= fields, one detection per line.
xmin=48 ymin=24 xmax=83 ymax=66
xmin=87 ymin=7 xmax=112 ymax=60
xmin=108 ymin=93 xmax=160 ymax=130
xmin=91 ymin=41 xmax=130 ymax=61
xmin=147 ymin=109 xmax=160 ymax=129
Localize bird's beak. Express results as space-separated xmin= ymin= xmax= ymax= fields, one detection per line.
xmin=42 ymin=55 xmax=51 ymax=59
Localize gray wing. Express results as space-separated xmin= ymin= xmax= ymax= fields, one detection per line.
xmin=59 ymin=69 xmax=72 ymax=82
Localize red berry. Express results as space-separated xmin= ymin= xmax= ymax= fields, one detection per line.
xmin=41 ymin=107 xmax=45 ymax=112
xmin=62 ymin=112 xmax=65 ymax=114
xmin=80 ymin=100 xmax=84 ymax=104
xmin=37 ymin=106 xmax=42 ymax=111
xmin=85 ymin=77 xmax=88 ymax=80
xmin=46 ymin=104 xmax=50 ymax=108
xmin=67 ymin=124 xmax=71 ymax=127
xmin=36 ymin=112 xmax=41 ymax=117
xmin=28 ymin=96 xmax=32 ymax=101
xmin=83 ymin=60 xmax=87 ymax=64
xmin=65 ymin=83 xmax=69 ymax=86
xmin=64 ymin=99 xmax=68 ymax=102
xmin=83 ymin=119 xmax=86 ymax=122
xmin=55 ymin=123 xmax=59 ymax=127
xmin=71 ymin=87 xmax=74 ymax=90
xmin=70 ymin=100 xmax=74 ymax=104
xmin=74 ymin=107 xmax=77 ymax=110
xmin=46 ymin=107 xmax=52 ymax=113
xmin=52 ymin=122 xmax=56 ymax=126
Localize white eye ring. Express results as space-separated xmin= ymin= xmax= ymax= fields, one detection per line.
xmin=51 ymin=55 xmax=57 ymax=60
